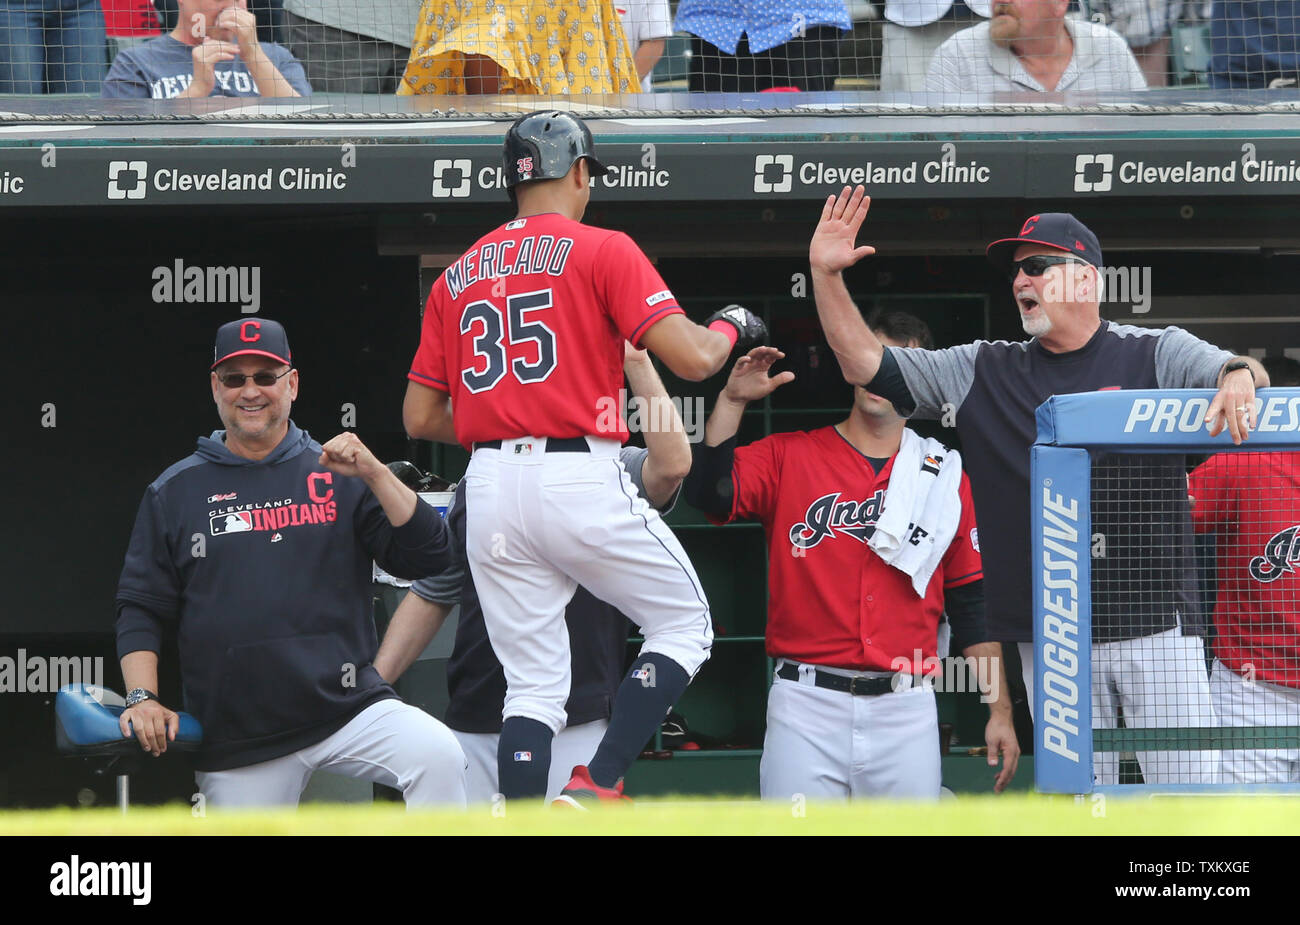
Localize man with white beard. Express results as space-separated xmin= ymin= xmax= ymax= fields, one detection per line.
xmin=809 ymin=194 xmax=1266 ymax=785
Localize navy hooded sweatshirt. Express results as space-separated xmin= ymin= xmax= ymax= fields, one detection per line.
xmin=115 ymin=422 xmax=450 ymax=772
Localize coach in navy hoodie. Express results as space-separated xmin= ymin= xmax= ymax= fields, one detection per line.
xmin=114 ymin=318 xmax=467 ymax=808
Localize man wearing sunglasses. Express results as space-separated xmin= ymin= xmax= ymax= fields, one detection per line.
xmin=809 ymin=189 xmax=1268 ymax=786
xmin=113 ymin=318 xmax=468 ymax=808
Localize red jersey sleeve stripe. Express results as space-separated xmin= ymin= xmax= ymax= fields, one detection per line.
xmin=407 ymin=369 xmax=449 ymax=390
xmin=629 ymin=304 xmax=685 ymax=346
xmin=943 ymin=568 xmax=984 ymax=588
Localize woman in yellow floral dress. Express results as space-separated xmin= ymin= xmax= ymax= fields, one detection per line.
xmin=399 ymin=0 xmax=639 ymax=95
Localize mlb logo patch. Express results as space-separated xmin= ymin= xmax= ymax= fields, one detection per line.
xmin=514 ymin=442 xmax=534 ymax=455
xmin=211 ymin=511 xmax=253 ymax=535
xmin=631 ymin=668 xmax=651 ymax=681
xmin=514 ymin=751 xmax=533 ymax=762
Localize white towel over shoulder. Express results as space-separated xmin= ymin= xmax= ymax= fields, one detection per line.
xmin=868 ymin=430 xmax=963 ymax=597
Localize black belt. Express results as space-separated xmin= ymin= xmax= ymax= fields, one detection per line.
xmin=775 ymin=662 xmax=918 ymax=696
xmin=473 ymin=437 xmax=590 ymax=453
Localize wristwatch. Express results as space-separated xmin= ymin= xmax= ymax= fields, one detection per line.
xmin=1223 ymin=359 xmax=1255 ymax=384
xmin=124 ymin=688 xmax=158 ymax=708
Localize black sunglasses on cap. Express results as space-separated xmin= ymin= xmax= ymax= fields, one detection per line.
xmin=218 ymin=368 xmax=292 ymax=389
xmin=1008 ymin=254 xmax=1090 ymax=280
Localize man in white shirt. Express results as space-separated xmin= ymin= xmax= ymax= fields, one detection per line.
xmin=616 ymin=0 xmax=673 ymax=92
xmin=926 ymin=0 xmax=1146 ymax=92
xmin=882 ymin=0 xmax=992 ymax=91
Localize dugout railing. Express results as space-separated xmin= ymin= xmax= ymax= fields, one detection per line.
xmin=1032 ymin=388 xmax=1300 ymax=795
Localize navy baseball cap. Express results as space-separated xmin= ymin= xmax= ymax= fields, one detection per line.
xmin=986 ymin=213 xmax=1103 ymax=274
xmin=212 ymin=319 xmax=292 ymax=369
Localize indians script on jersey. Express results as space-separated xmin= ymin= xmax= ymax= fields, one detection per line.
xmin=408 ymin=213 xmax=685 ymax=447
xmin=1249 ymin=523 xmax=1300 ymax=582
xmin=790 ymin=490 xmax=885 ymax=547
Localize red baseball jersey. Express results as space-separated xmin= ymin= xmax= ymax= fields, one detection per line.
xmin=1189 ymin=451 xmax=1300 ymax=688
xmin=716 ymin=426 xmax=983 ymax=671
xmin=408 ymin=213 xmax=684 ymax=448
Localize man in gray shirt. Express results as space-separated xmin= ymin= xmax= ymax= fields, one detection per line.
xmin=809 ymin=188 xmax=1266 ymax=785
xmin=925 ymin=0 xmax=1146 ymax=93
xmin=282 ymin=0 xmax=421 ymax=94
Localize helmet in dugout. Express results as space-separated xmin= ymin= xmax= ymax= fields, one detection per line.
xmin=502 ymin=111 xmax=611 ymax=190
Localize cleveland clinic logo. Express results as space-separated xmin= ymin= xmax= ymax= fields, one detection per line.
xmin=107 ymin=160 xmax=148 ymax=200
xmin=1074 ymin=154 xmax=1114 ymax=192
xmin=754 ymin=154 xmax=793 ymax=193
xmin=432 ymin=158 xmax=472 ymax=198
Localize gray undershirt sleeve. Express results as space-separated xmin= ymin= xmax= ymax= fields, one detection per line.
xmin=887 ymin=342 xmax=982 ymax=420
xmin=1153 ymin=326 xmax=1233 ymax=390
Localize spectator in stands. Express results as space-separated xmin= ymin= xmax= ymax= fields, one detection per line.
xmin=0 ymin=0 xmax=108 ymax=93
xmin=1190 ymin=355 xmax=1300 ymax=783
xmin=881 ymin=0 xmax=991 ymax=91
xmin=1080 ymin=0 xmax=1182 ymax=87
xmin=282 ymin=0 xmax=419 ymax=94
xmin=926 ymin=0 xmax=1147 ymax=91
xmin=674 ymin=0 xmax=850 ymax=92
xmin=398 ymin=0 xmax=639 ymax=95
xmin=616 ymin=0 xmax=671 ymax=91
xmin=1208 ymin=0 xmax=1300 ymax=89
xmin=102 ymin=0 xmax=309 ymax=98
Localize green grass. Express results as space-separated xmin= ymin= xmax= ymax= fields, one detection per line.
xmin=2 ymin=794 xmax=1298 ymax=836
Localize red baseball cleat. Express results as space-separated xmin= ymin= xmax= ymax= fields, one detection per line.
xmin=552 ymin=765 xmax=631 ymax=808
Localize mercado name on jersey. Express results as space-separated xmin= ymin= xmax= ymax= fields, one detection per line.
xmin=411 ymin=213 xmax=685 ymax=447
xmin=443 ymin=225 xmax=574 ymax=300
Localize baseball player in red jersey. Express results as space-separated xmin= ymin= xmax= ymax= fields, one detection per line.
xmin=402 ymin=110 xmax=767 ymax=804
xmin=1190 ymin=357 xmax=1300 ymax=783
xmin=684 ymin=313 xmax=1019 ymax=799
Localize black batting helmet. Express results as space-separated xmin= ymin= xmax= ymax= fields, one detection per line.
xmin=502 ymin=110 xmax=611 ymax=190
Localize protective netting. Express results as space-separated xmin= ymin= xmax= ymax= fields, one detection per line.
xmin=1088 ymin=448 xmax=1300 ymax=786
xmin=0 ymin=2 xmax=1298 ymax=117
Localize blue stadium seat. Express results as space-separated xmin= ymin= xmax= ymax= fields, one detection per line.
xmin=55 ymin=684 xmax=202 ymax=810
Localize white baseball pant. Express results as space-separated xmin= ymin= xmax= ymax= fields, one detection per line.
xmin=1021 ymin=628 xmax=1218 ymax=784
xmin=759 ymin=660 xmax=942 ymax=801
xmin=194 ymin=699 xmax=468 ymax=809
xmin=1210 ymin=659 xmax=1300 ymax=784
xmin=464 ymin=436 xmax=713 ymax=733
xmin=454 ymin=719 xmax=610 ymax=804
